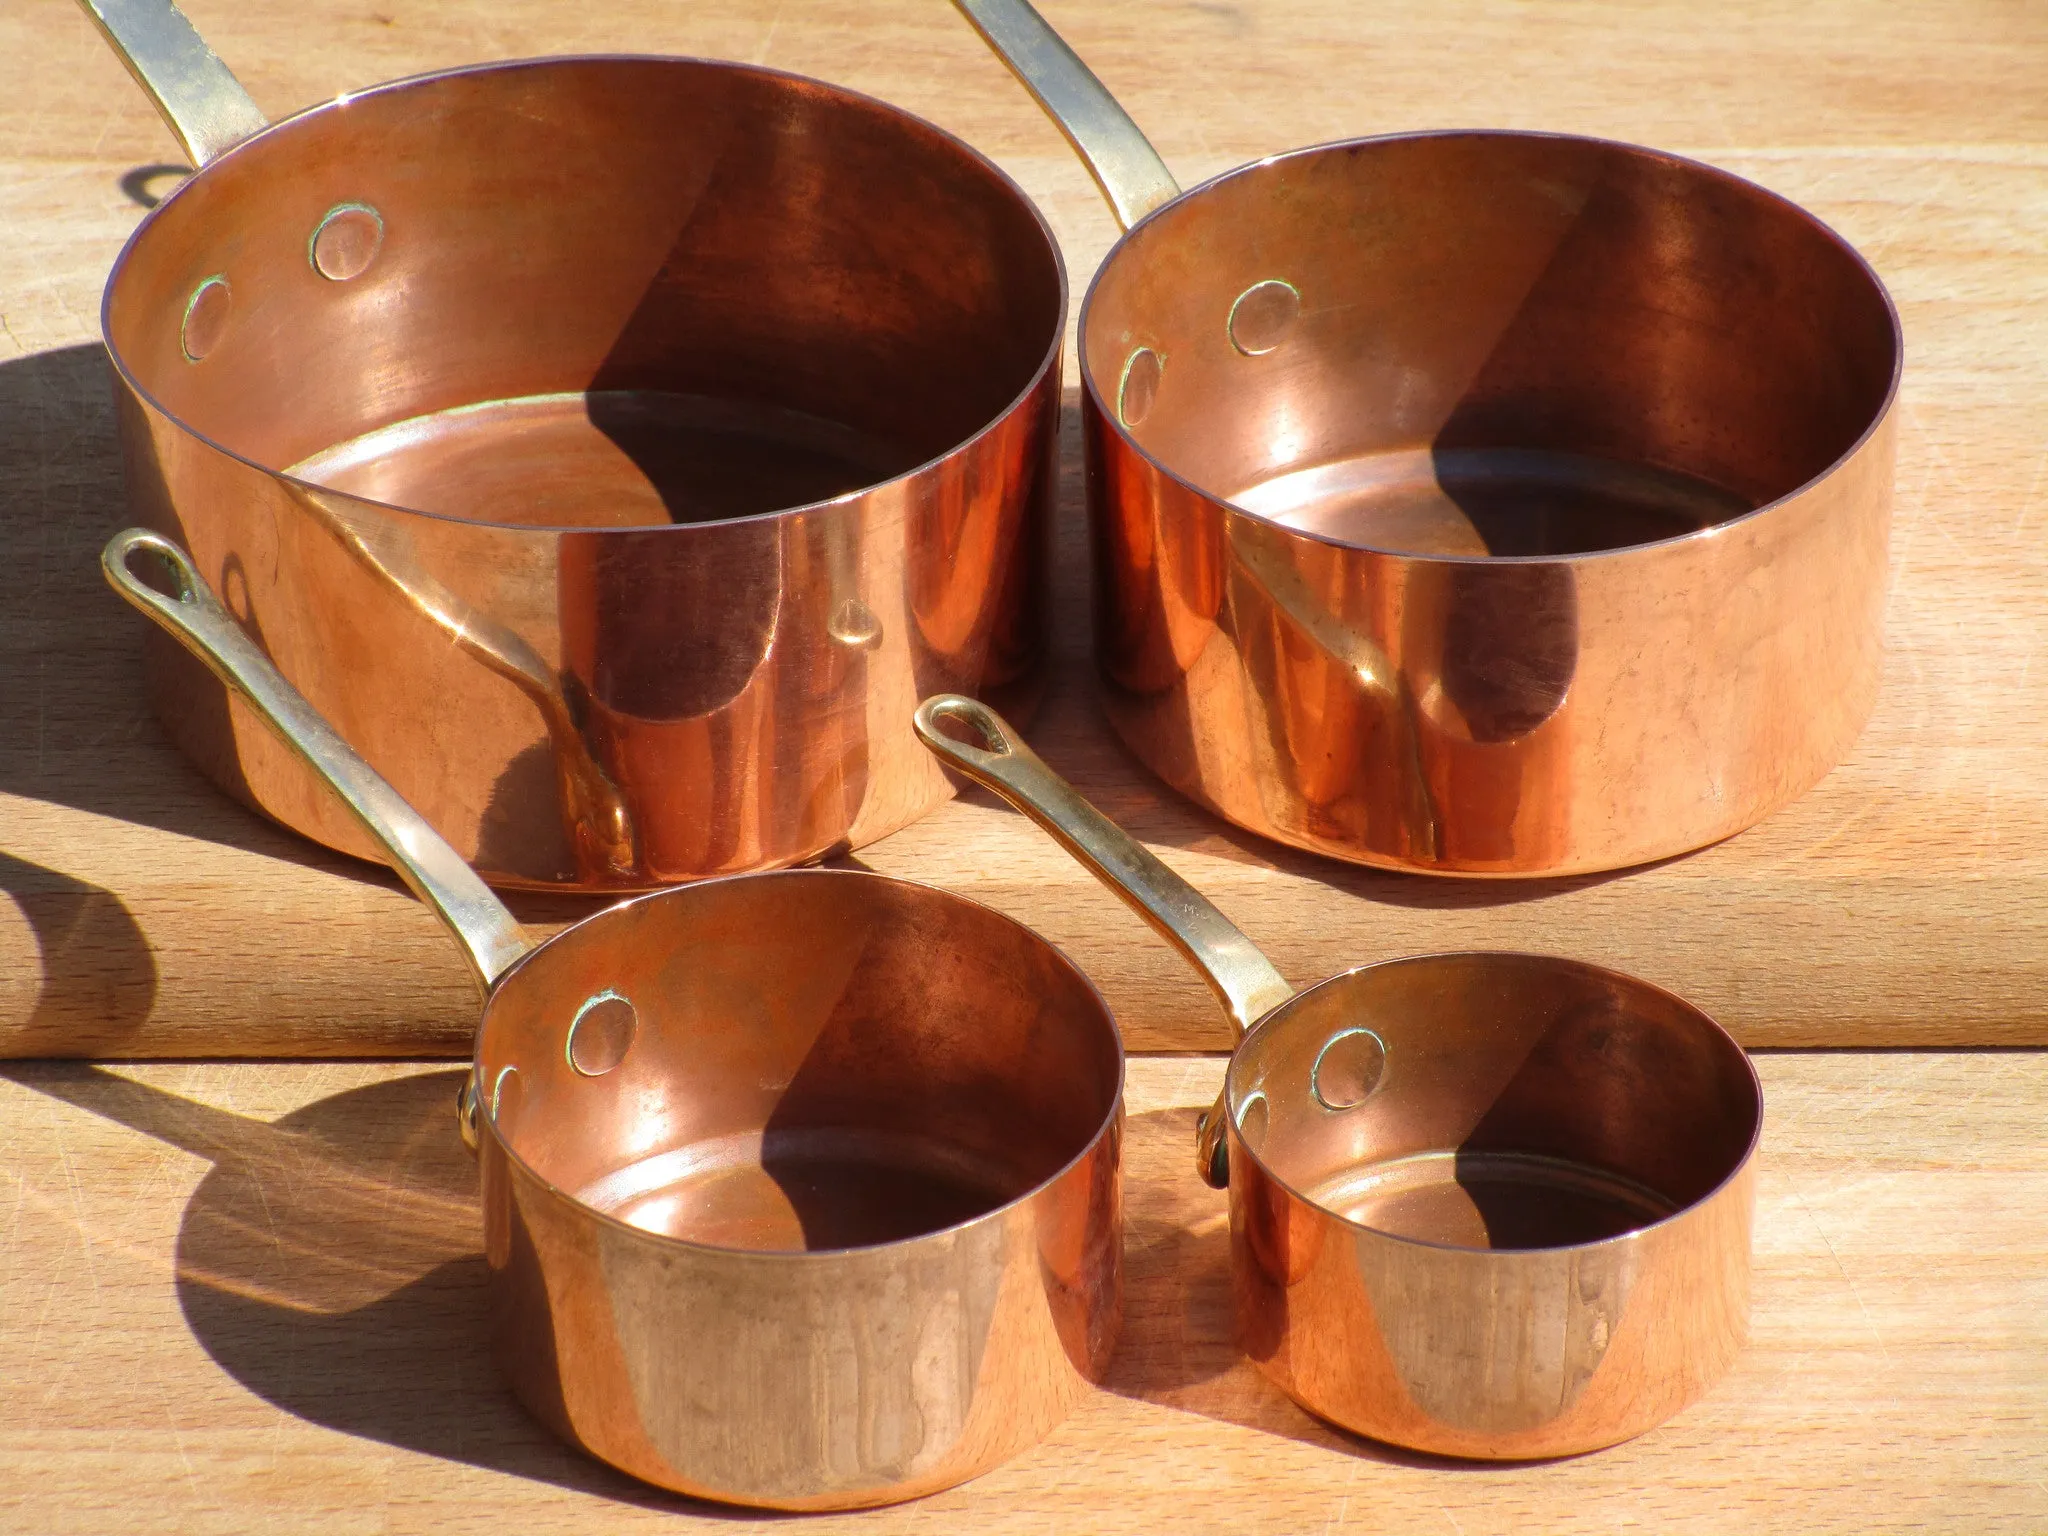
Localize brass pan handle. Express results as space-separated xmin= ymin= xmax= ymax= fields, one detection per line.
xmin=74 ymin=0 xmax=267 ymax=168
xmin=103 ymin=529 xmax=532 ymax=992
xmin=914 ymin=694 xmax=1293 ymax=1186
xmin=948 ymin=0 xmax=1180 ymax=231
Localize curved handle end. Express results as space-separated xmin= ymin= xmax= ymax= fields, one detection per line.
xmin=102 ymin=528 xmax=530 ymax=994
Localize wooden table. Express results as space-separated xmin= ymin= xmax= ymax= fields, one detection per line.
xmin=2 ymin=1054 xmax=2045 ymax=1532
xmin=1 ymin=0 xmax=2046 ymax=1055
xmin=1 ymin=0 xmax=2044 ymax=1527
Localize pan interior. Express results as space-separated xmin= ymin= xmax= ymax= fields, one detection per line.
xmin=1232 ymin=954 xmax=1758 ymax=1251
xmin=1304 ymin=1150 xmax=1677 ymax=1250
xmin=475 ymin=872 xmax=1120 ymax=1253
xmin=576 ymin=1127 xmax=1020 ymax=1249
xmin=287 ymin=391 xmax=913 ymax=527
xmin=1086 ymin=132 xmax=1897 ymax=555
xmin=1228 ymin=446 xmax=1752 ymax=557
xmin=107 ymin=58 xmax=1063 ymax=527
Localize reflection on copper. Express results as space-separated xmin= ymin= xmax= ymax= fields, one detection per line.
xmin=87 ymin=6 xmax=1066 ymax=890
xmin=918 ymin=697 xmax=1760 ymax=1461
xmin=953 ymin=0 xmax=1900 ymax=876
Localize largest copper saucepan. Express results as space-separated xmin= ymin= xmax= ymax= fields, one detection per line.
xmin=953 ymin=0 xmax=1901 ymax=875
xmin=78 ymin=0 xmax=1065 ymax=888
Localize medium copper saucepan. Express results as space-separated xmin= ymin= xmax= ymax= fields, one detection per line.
xmin=78 ymin=0 xmax=1065 ymax=889
xmin=106 ymin=531 xmax=1123 ymax=1510
xmin=952 ymin=0 xmax=1901 ymax=876
xmin=917 ymin=695 xmax=1759 ymax=1457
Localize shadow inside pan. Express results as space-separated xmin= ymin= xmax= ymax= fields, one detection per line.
xmin=288 ymin=390 xmax=914 ymax=528
xmin=1304 ymin=1150 xmax=1677 ymax=1251
xmin=580 ymin=1125 xmax=1017 ymax=1252
xmin=1233 ymin=446 xmax=1749 ymax=558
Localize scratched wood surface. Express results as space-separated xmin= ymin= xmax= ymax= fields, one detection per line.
xmin=2 ymin=0 xmax=2046 ymax=1053
xmin=0 ymin=1053 xmax=2041 ymax=1534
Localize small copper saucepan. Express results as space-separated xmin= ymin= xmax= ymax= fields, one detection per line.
xmin=105 ymin=531 xmax=1123 ymax=1511
xmin=76 ymin=0 xmax=1065 ymax=890
xmin=951 ymin=0 xmax=1901 ymax=876
xmin=916 ymin=695 xmax=1759 ymax=1458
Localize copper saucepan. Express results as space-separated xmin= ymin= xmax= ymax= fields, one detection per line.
xmin=952 ymin=0 xmax=1901 ymax=876
xmin=105 ymin=531 xmax=1123 ymax=1510
xmin=917 ymin=695 xmax=1759 ymax=1457
xmin=77 ymin=0 xmax=1066 ymax=890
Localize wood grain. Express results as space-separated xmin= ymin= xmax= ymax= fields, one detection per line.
xmin=0 ymin=1053 xmax=2042 ymax=1533
xmin=2 ymin=0 xmax=2045 ymax=1053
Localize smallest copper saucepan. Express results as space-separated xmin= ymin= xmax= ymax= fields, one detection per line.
xmin=916 ymin=696 xmax=1759 ymax=1459
xmin=104 ymin=531 xmax=1124 ymax=1512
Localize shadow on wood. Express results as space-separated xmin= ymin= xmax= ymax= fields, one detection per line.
xmin=0 ymin=1063 xmax=711 ymax=1510
xmin=0 ymin=853 xmax=156 ymax=1053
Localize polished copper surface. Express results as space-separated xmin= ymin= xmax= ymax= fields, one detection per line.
xmin=107 ymin=534 xmax=1123 ymax=1509
xmin=86 ymin=0 xmax=1065 ymax=888
xmin=918 ymin=695 xmax=1759 ymax=1458
xmin=1226 ymin=954 xmax=1756 ymax=1457
xmin=957 ymin=0 xmax=1901 ymax=875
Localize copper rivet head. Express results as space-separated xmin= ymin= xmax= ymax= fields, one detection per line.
xmin=1117 ymin=346 xmax=1163 ymax=427
xmin=1311 ymin=1027 xmax=1387 ymax=1110
xmin=567 ymin=991 xmax=638 ymax=1077
xmin=1238 ymin=1089 xmax=1272 ymax=1151
xmin=179 ymin=275 xmax=231 ymax=362
xmin=309 ymin=202 xmax=385 ymax=282
xmin=1227 ymin=279 xmax=1301 ymax=356
xmin=489 ymin=1063 xmax=523 ymax=1127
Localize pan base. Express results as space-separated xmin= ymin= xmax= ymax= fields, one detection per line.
xmin=1229 ymin=447 xmax=1753 ymax=556
xmin=1306 ymin=1150 xmax=1679 ymax=1250
xmin=287 ymin=390 xmax=913 ymax=528
xmin=575 ymin=1127 xmax=1018 ymax=1252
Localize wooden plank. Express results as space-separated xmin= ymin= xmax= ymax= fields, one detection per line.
xmin=0 ymin=1052 xmax=2042 ymax=1533
xmin=1 ymin=0 xmax=2045 ymax=1053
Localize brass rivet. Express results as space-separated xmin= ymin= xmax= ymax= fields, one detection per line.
xmin=309 ymin=202 xmax=385 ymax=282
xmin=179 ymin=275 xmax=232 ymax=362
xmin=1311 ymin=1028 xmax=1387 ymax=1111
xmin=567 ymin=991 xmax=638 ymax=1077
xmin=1117 ymin=346 xmax=1163 ymax=428
xmin=1228 ymin=279 xmax=1301 ymax=357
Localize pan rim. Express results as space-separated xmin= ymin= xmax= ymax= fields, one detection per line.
xmin=1223 ymin=946 xmax=1764 ymax=1255
xmin=1075 ymin=124 xmax=1905 ymax=566
xmin=100 ymin=52 xmax=1070 ymax=536
xmin=475 ymin=865 xmax=1129 ymax=1263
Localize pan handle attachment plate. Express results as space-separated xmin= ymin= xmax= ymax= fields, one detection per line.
xmin=102 ymin=528 xmax=533 ymax=993
xmin=914 ymin=693 xmax=1294 ymax=1187
xmin=74 ymin=0 xmax=268 ymax=169
xmin=949 ymin=0 xmax=1181 ymax=231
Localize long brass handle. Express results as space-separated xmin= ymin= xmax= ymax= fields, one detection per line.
xmin=74 ymin=0 xmax=267 ymax=168
xmin=948 ymin=0 xmax=1180 ymax=231
xmin=285 ymin=486 xmax=639 ymax=882
xmin=103 ymin=529 xmax=532 ymax=992
xmin=914 ymin=694 xmax=1292 ymax=1186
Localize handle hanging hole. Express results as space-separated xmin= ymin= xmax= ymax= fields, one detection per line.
xmin=928 ymin=697 xmax=1014 ymax=758
xmin=123 ymin=539 xmax=196 ymax=604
